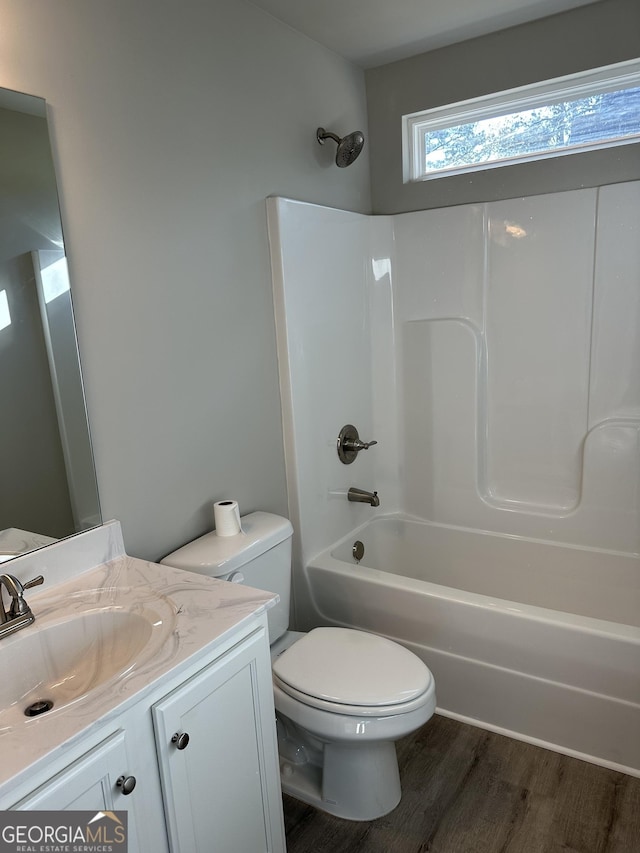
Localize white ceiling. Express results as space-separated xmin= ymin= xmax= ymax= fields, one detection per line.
xmin=249 ymin=0 xmax=600 ymax=68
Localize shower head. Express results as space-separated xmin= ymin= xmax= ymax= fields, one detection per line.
xmin=317 ymin=127 xmax=365 ymax=167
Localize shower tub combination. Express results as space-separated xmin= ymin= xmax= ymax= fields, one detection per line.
xmin=304 ymin=515 xmax=640 ymax=776
xmin=267 ymin=190 xmax=640 ymax=779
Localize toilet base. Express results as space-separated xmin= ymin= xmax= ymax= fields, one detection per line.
xmin=278 ymin=715 xmax=401 ymax=820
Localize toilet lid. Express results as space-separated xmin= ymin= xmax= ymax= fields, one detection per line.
xmin=272 ymin=627 xmax=431 ymax=708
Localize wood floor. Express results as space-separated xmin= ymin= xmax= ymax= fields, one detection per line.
xmin=283 ymin=715 xmax=640 ymax=853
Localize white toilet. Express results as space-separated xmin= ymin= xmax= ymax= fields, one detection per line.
xmin=162 ymin=511 xmax=436 ymax=821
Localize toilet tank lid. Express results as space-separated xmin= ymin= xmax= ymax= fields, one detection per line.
xmin=160 ymin=511 xmax=293 ymax=577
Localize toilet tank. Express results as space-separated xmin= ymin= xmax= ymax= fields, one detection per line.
xmin=161 ymin=511 xmax=293 ymax=643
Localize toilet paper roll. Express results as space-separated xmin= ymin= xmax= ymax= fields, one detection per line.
xmin=213 ymin=500 xmax=242 ymax=537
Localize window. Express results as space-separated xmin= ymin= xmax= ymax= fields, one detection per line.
xmin=40 ymin=256 xmax=70 ymax=304
xmin=403 ymin=59 xmax=640 ymax=182
xmin=0 ymin=290 xmax=10 ymax=331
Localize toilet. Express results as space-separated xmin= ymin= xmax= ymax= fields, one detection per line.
xmin=162 ymin=511 xmax=436 ymax=821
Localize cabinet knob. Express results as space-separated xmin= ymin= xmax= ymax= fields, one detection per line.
xmin=116 ymin=775 xmax=137 ymax=795
xmin=171 ymin=732 xmax=190 ymax=750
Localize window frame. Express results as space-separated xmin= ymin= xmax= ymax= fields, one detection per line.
xmin=403 ymin=58 xmax=640 ymax=183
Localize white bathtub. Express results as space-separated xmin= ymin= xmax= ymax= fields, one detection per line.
xmin=304 ymin=515 xmax=640 ymax=776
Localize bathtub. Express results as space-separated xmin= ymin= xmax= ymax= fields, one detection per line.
xmin=303 ymin=515 xmax=640 ymax=777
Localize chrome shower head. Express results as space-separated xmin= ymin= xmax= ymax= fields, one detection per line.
xmin=317 ymin=127 xmax=365 ymax=167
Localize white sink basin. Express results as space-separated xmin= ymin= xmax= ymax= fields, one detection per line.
xmin=0 ymin=591 xmax=176 ymax=729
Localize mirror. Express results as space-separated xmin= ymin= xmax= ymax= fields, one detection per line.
xmin=0 ymin=86 xmax=101 ymax=562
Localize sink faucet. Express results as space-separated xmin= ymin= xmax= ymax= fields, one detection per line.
xmin=347 ymin=487 xmax=380 ymax=507
xmin=0 ymin=573 xmax=44 ymax=640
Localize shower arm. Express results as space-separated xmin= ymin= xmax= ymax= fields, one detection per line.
xmin=317 ymin=129 xmax=341 ymax=145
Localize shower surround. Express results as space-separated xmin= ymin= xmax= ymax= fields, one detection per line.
xmin=267 ymin=182 xmax=640 ymax=773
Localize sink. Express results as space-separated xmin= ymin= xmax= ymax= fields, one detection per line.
xmin=0 ymin=592 xmax=176 ymax=729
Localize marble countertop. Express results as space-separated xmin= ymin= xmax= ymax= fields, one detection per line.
xmin=0 ymin=527 xmax=57 ymax=562
xmin=0 ymin=543 xmax=276 ymax=797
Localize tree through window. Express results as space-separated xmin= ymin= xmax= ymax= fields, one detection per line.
xmin=404 ymin=60 xmax=640 ymax=182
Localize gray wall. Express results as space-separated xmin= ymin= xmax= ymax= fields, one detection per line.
xmin=0 ymin=0 xmax=370 ymax=560
xmin=366 ymin=0 xmax=640 ymax=213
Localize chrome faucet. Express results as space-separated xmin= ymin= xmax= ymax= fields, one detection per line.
xmin=0 ymin=573 xmax=44 ymax=640
xmin=347 ymin=487 xmax=380 ymax=507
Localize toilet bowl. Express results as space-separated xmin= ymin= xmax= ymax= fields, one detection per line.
xmin=161 ymin=512 xmax=437 ymax=821
xmin=271 ymin=627 xmax=436 ymax=819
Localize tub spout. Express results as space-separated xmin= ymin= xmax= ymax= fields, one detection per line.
xmin=348 ymin=488 xmax=380 ymax=507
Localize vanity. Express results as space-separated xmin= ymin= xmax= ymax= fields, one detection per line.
xmin=0 ymin=522 xmax=286 ymax=853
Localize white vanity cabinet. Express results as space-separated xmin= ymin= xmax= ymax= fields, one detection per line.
xmin=14 ymin=729 xmax=132 ymax=809
xmin=153 ymin=627 xmax=284 ymax=853
xmin=7 ymin=620 xmax=285 ymax=853
xmin=13 ymin=729 xmax=145 ymax=852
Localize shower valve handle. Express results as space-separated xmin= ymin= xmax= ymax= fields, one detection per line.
xmin=337 ymin=425 xmax=377 ymax=464
xmin=345 ymin=437 xmax=377 ymax=452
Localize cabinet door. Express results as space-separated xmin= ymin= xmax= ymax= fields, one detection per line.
xmin=14 ymin=730 xmax=141 ymax=853
xmin=153 ymin=629 xmax=284 ymax=853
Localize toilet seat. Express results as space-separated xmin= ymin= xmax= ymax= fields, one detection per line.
xmin=273 ymin=676 xmax=432 ymax=717
xmin=272 ymin=627 xmax=433 ymax=717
